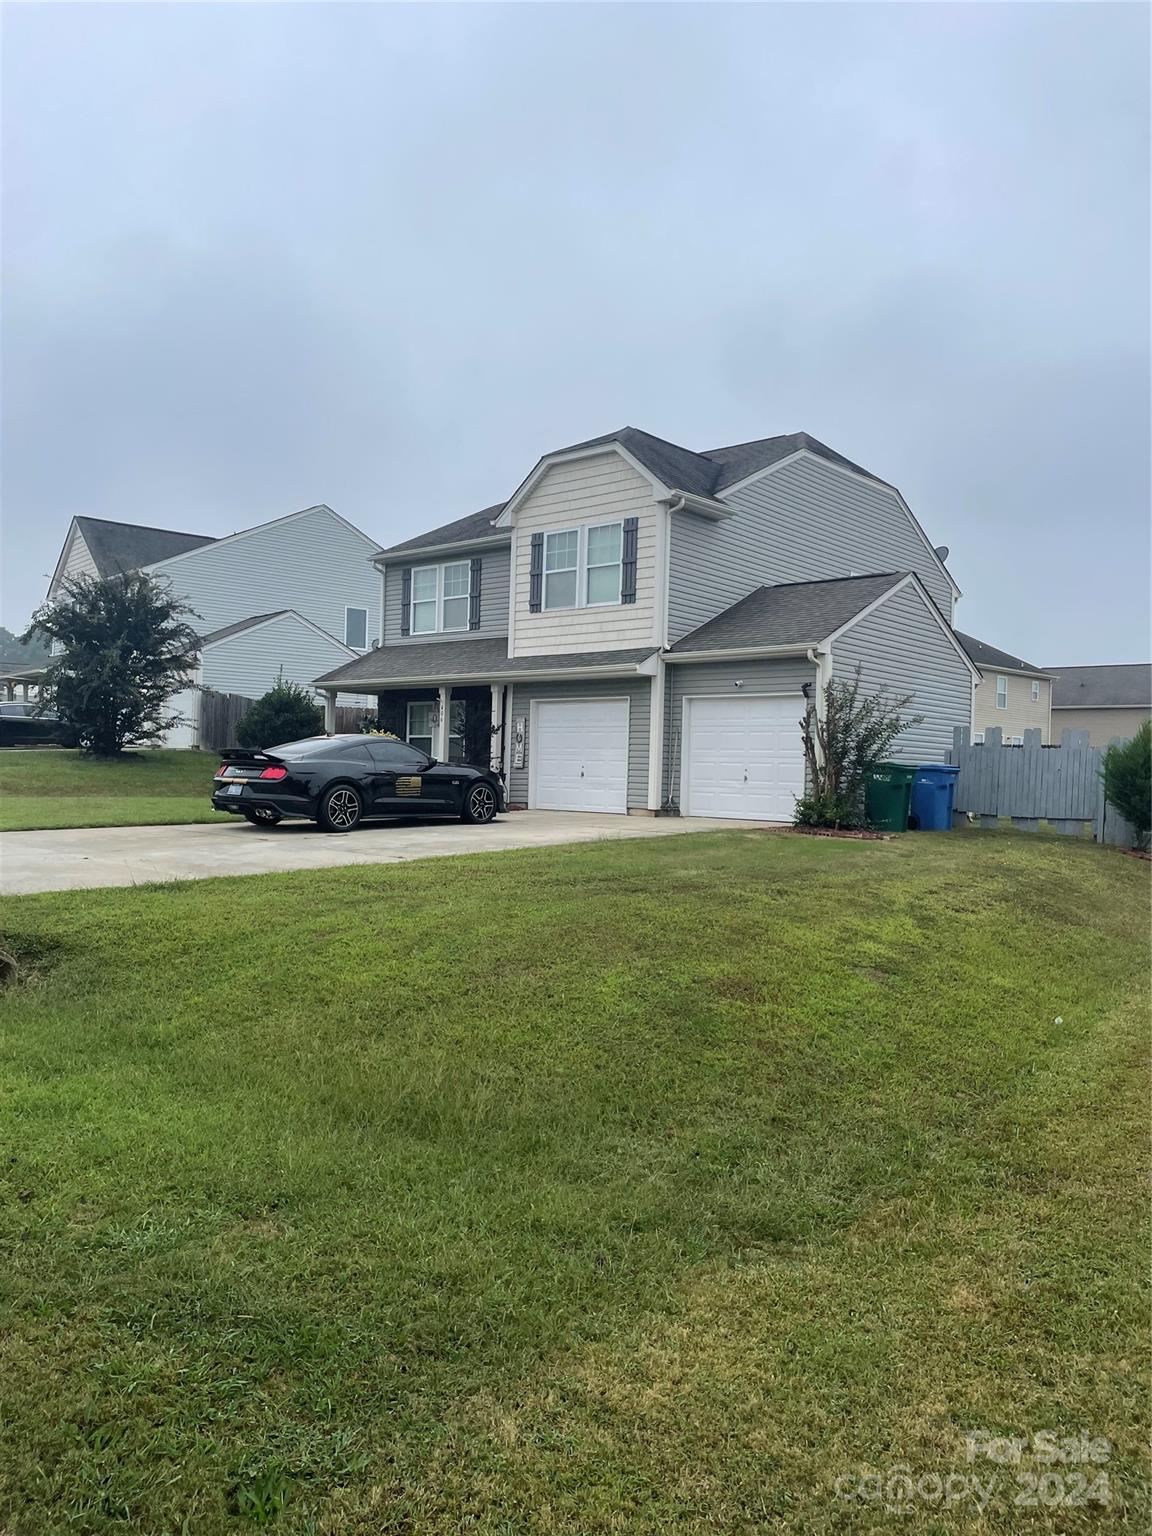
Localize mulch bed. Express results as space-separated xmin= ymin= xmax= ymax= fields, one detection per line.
xmin=1114 ymin=846 xmax=1151 ymax=862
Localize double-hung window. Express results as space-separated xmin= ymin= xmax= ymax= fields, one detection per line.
xmin=1030 ymin=679 xmax=1041 ymax=702
xmin=410 ymin=568 xmax=439 ymax=634
xmin=543 ymin=530 xmax=579 ymax=611
xmin=996 ymin=676 xmax=1008 ymax=710
xmin=542 ymin=522 xmax=623 ymax=611
xmin=410 ymin=561 xmax=471 ymax=634
xmin=345 ymin=606 xmax=368 ymax=649
xmin=441 ymin=561 xmax=470 ymax=631
xmin=585 ymin=522 xmax=623 ymax=605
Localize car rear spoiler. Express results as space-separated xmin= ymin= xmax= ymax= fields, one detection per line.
xmin=218 ymin=749 xmax=284 ymax=764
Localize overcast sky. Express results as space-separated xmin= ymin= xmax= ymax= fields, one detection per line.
xmin=2 ymin=1 xmax=1148 ymax=662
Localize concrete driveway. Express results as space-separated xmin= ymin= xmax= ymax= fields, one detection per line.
xmin=0 ymin=812 xmax=770 ymax=895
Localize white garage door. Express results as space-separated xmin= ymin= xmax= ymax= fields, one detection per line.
xmin=532 ymin=698 xmax=629 ymax=813
xmin=683 ymin=694 xmax=805 ymax=821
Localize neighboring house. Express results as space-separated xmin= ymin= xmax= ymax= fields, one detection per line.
xmin=956 ymin=632 xmax=1054 ymax=744
xmin=314 ymin=426 xmax=977 ymax=821
xmin=1048 ymin=663 xmax=1151 ymax=746
xmin=47 ymin=507 xmax=380 ymax=744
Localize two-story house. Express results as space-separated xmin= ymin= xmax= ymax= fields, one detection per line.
xmin=47 ymin=505 xmax=380 ymax=744
xmin=955 ymin=633 xmax=1055 ymax=744
xmin=314 ymin=427 xmax=979 ymax=821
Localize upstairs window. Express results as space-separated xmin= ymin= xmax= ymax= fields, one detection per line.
xmin=441 ymin=561 xmax=470 ymax=631
xmin=543 ymin=530 xmax=579 ymax=610
xmin=542 ymin=522 xmax=623 ymax=611
xmin=345 ymin=606 xmax=368 ymax=649
xmin=996 ymin=676 xmax=1008 ymax=709
xmin=1031 ymin=679 xmax=1041 ymax=702
xmin=586 ymin=522 xmax=623 ymax=605
xmin=410 ymin=568 xmax=439 ymax=634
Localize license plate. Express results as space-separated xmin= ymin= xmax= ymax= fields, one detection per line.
xmin=223 ymin=783 xmax=244 ymax=796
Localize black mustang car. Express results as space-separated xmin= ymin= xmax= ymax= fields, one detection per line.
xmin=212 ymin=734 xmax=506 ymax=832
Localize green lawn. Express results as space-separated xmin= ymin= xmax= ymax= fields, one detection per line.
xmin=0 ymin=832 xmax=1147 ymax=1533
xmin=0 ymin=748 xmax=226 ymax=830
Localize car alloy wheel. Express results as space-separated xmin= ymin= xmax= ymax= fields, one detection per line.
xmin=464 ymin=782 xmax=497 ymax=824
xmin=323 ymin=786 xmax=362 ymax=832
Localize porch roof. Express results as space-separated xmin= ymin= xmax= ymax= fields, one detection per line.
xmin=314 ymin=638 xmax=660 ymax=690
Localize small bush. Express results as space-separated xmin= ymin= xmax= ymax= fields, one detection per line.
xmin=797 ymin=666 xmax=924 ymax=829
xmin=235 ymin=679 xmax=324 ymax=750
xmin=1101 ymin=721 xmax=1151 ymax=847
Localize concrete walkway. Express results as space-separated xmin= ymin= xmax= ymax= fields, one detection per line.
xmin=0 ymin=812 xmax=771 ymax=895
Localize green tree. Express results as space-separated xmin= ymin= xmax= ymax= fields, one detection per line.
xmin=795 ymin=666 xmax=924 ymax=828
xmin=23 ymin=572 xmax=200 ymax=757
xmin=1101 ymin=721 xmax=1151 ymax=848
xmin=235 ymin=678 xmax=324 ymax=749
xmin=0 ymin=625 xmax=50 ymax=670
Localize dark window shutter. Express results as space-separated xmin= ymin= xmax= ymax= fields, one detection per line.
xmin=621 ymin=517 xmax=639 ymax=604
xmin=529 ymin=533 xmax=544 ymax=613
xmin=400 ymin=567 xmax=412 ymax=636
xmin=468 ymin=557 xmax=482 ymax=630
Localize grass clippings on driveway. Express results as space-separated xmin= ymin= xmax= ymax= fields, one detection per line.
xmin=0 ymin=747 xmax=225 ymax=830
xmin=0 ymin=830 xmax=1147 ymax=1533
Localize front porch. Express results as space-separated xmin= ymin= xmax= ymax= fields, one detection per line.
xmin=323 ymin=681 xmax=506 ymax=772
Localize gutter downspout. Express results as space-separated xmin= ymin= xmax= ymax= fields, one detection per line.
xmin=806 ymin=647 xmax=830 ymax=769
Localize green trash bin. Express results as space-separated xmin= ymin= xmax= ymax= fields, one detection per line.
xmin=865 ymin=761 xmax=916 ymax=831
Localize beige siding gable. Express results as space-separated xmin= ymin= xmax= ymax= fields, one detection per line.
xmin=510 ymin=451 xmax=660 ymax=657
xmin=973 ymin=671 xmax=1053 ymax=742
xmin=50 ymin=524 xmax=99 ymax=597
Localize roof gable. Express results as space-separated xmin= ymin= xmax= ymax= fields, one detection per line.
xmin=955 ymin=631 xmax=1047 ymax=676
xmin=72 ymin=516 xmax=217 ymax=578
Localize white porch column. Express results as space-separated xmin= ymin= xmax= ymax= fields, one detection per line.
xmin=489 ymin=684 xmax=504 ymax=772
xmin=323 ymin=689 xmax=337 ymax=734
xmin=435 ymin=684 xmax=450 ymax=761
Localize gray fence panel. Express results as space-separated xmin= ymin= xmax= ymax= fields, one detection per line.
xmin=947 ymin=726 xmax=1139 ymax=846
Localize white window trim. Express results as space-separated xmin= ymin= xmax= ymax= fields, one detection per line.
xmin=406 ymin=698 xmax=465 ymax=757
xmin=409 ymin=560 xmax=472 ymax=635
xmin=344 ymin=604 xmax=369 ymax=650
xmin=541 ymin=520 xmax=624 ymax=613
xmin=1031 ymin=679 xmax=1041 ymax=702
xmin=996 ymin=675 xmax=1008 ymax=709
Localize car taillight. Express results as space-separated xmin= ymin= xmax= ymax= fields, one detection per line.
xmin=217 ymin=762 xmax=230 ymax=776
xmin=259 ymin=765 xmax=288 ymax=780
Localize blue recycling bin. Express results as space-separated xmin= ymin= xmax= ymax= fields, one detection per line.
xmin=909 ymin=763 xmax=960 ymax=831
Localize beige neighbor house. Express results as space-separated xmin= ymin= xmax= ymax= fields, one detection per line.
xmin=957 ymin=632 xmax=1054 ymax=744
xmin=1048 ymin=663 xmax=1151 ymax=746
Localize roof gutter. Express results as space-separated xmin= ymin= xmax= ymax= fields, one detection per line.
xmin=369 ymin=532 xmax=510 ymax=566
xmin=665 ymin=642 xmax=815 ymax=663
xmin=659 ymin=490 xmax=734 ymax=522
xmin=971 ymin=663 xmax=1057 ymax=682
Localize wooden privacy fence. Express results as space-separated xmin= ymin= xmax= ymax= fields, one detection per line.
xmin=197 ymin=689 xmax=367 ymax=751
xmin=947 ymin=726 xmax=1137 ymax=845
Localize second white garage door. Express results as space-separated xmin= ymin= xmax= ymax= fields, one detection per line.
xmin=682 ymin=694 xmax=805 ymax=821
xmin=531 ymin=697 xmax=630 ymax=813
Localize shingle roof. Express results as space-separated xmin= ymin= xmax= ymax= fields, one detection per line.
xmin=314 ymin=639 xmax=658 ymax=689
xmin=373 ymin=428 xmax=897 ymax=558
xmin=1050 ymin=663 xmax=1152 ymax=710
xmin=200 ymin=611 xmax=288 ymax=647
xmin=74 ymin=516 xmax=217 ymax=577
xmin=669 ymin=573 xmax=906 ymax=653
xmin=376 ymin=505 xmax=508 ymax=557
xmin=955 ymin=631 xmax=1048 ymax=676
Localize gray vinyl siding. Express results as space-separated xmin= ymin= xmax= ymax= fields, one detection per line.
xmin=201 ymin=613 xmax=374 ymax=706
xmin=667 ymin=454 xmax=954 ymax=642
xmin=830 ymin=583 xmax=972 ymax=763
xmin=507 ymin=676 xmax=653 ymax=809
xmin=146 ymin=507 xmax=381 ymax=651
xmin=382 ymin=543 xmax=511 ymax=646
xmin=663 ymin=656 xmax=815 ymax=805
